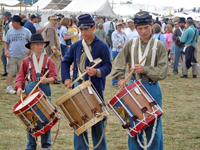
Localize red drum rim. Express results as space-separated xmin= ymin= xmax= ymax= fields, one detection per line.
xmin=108 ymin=80 xmax=141 ymax=108
xmin=12 ymin=89 xmax=43 ymax=114
xmin=32 ymin=112 xmax=61 ymax=138
xmin=129 ymin=109 xmax=163 ymax=137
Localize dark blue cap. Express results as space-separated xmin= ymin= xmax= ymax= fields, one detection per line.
xmin=78 ymin=14 xmax=95 ymax=28
xmin=134 ymin=11 xmax=152 ymax=25
xmin=179 ymin=17 xmax=186 ymax=23
xmin=187 ymin=17 xmax=193 ymax=20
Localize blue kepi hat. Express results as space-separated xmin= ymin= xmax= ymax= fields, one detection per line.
xmin=78 ymin=14 xmax=95 ymax=28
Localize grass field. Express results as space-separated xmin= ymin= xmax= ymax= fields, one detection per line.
xmin=0 ymin=41 xmax=200 ymax=150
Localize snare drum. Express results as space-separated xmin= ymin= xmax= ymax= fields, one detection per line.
xmin=56 ymin=80 xmax=109 ymax=136
xmin=12 ymin=89 xmax=61 ymax=138
xmin=108 ymin=80 xmax=163 ymax=137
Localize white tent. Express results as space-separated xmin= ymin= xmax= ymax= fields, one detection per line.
xmin=33 ymin=0 xmax=72 ymax=10
xmin=63 ymin=0 xmax=116 ymax=17
xmin=113 ymin=5 xmax=138 ymax=17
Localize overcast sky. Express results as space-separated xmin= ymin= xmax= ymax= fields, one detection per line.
xmin=109 ymin=0 xmax=200 ymax=9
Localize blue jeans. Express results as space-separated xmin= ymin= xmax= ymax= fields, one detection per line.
xmin=73 ymin=80 xmax=107 ymax=150
xmin=128 ymin=81 xmax=163 ymax=150
xmin=173 ymin=44 xmax=184 ymax=74
xmin=25 ymin=81 xmax=51 ymax=150
xmin=112 ymin=51 xmax=119 ymax=85
xmin=60 ymin=44 xmax=68 ymax=57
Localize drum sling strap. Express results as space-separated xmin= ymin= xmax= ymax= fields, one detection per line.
xmin=27 ymin=54 xmax=49 ymax=82
xmin=131 ymin=37 xmax=158 ymax=85
xmin=77 ymin=39 xmax=101 ymax=83
xmin=130 ymin=37 xmax=159 ymax=149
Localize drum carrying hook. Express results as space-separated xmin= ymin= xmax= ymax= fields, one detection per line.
xmin=95 ymin=112 xmax=101 ymax=118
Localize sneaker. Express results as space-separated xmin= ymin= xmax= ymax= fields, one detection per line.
xmin=178 ymin=63 xmax=181 ymax=67
xmin=6 ymin=87 xmax=16 ymax=94
xmin=198 ymin=64 xmax=200 ymax=69
xmin=180 ymin=75 xmax=188 ymax=78
xmin=22 ymin=90 xmax=25 ymax=94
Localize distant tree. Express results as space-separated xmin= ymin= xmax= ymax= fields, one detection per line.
xmin=120 ymin=0 xmax=132 ymax=4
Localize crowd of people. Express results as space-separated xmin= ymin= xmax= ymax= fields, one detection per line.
xmin=0 ymin=10 xmax=200 ymax=150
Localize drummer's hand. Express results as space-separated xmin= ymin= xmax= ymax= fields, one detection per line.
xmin=132 ymin=64 xmax=144 ymax=73
xmin=17 ymin=88 xmax=23 ymax=97
xmin=40 ymin=77 xmax=48 ymax=84
xmin=84 ymin=67 xmax=97 ymax=77
xmin=118 ymin=78 xmax=126 ymax=87
xmin=64 ymin=79 xmax=72 ymax=89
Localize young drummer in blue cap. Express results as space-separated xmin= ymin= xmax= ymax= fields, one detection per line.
xmin=112 ymin=11 xmax=168 ymax=150
xmin=61 ymin=14 xmax=111 ymax=150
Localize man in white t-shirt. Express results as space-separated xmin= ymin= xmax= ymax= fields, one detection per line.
xmin=34 ymin=13 xmax=45 ymax=36
xmin=125 ymin=19 xmax=139 ymax=41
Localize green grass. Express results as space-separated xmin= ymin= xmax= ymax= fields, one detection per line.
xmin=0 ymin=41 xmax=200 ymax=150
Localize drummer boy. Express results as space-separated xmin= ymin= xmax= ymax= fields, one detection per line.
xmin=112 ymin=11 xmax=168 ymax=150
xmin=15 ymin=33 xmax=57 ymax=149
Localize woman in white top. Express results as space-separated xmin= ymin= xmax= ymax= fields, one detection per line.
xmin=111 ymin=21 xmax=128 ymax=86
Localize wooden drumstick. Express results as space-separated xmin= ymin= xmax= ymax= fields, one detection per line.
xmin=27 ymin=70 xmax=50 ymax=99
xmin=21 ymin=94 xmax=24 ymax=105
xmin=117 ymin=56 xmax=147 ymax=94
xmin=66 ymin=59 xmax=102 ymax=90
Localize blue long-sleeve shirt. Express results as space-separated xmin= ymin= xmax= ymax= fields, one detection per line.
xmin=180 ymin=25 xmax=199 ymax=45
xmin=153 ymin=33 xmax=166 ymax=46
xmin=61 ymin=35 xmax=112 ymax=90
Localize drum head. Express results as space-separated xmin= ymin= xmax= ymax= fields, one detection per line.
xmin=15 ymin=92 xmax=39 ymax=111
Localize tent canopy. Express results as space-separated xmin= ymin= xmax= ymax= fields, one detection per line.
xmin=113 ymin=5 xmax=138 ymax=17
xmin=0 ymin=0 xmax=30 ymax=7
xmin=63 ymin=0 xmax=116 ymax=17
xmin=33 ymin=0 xmax=72 ymax=10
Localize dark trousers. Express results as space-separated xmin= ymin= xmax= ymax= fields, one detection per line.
xmin=1 ymin=45 xmax=7 ymax=73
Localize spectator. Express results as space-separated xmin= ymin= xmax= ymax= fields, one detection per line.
xmin=111 ymin=21 xmax=128 ymax=86
xmin=172 ymin=17 xmax=186 ymax=75
xmin=180 ymin=18 xmax=199 ymax=78
xmin=125 ymin=19 xmax=139 ymax=41
xmin=34 ymin=13 xmax=45 ymax=36
xmin=44 ymin=15 xmax=61 ymax=84
xmin=94 ymin=23 xmax=106 ymax=42
xmin=24 ymin=14 xmax=36 ymax=34
xmin=164 ymin=24 xmax=173 ymax=66
xmin=153 ymin=24 xmax=166 ymax=45
xmin=103 ymin=16 xmax=116 ymax=59
xmin=153 ymin=17 xmax=162 ymax=27
xmin=1 ymin=11 xmax=12 ymax=76
xmin=4 ymin=15 xmax=31 ymax=94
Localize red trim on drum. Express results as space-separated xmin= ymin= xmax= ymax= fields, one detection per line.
xmin=129 ymin=109 xmax=163 ymax=137
xmin=32 ymin=112 xmax=61 ymax=138
xmin=12 ymin=89 xmax=43 ymax=115
xmin=108 ymin=81 xmax=141 ymax=107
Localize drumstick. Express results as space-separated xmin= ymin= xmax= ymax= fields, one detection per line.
xmin=66 ymin=59 xmax=102 ymax=90
xmin=27 ymin=70 xmax=50 ymax=99
xmin=21 ymin=94 xmax=24 ymax=105
xmin=117 ymin=56 xmax=147 ymax=94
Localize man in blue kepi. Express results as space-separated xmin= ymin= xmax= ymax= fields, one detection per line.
xmin=61 ymin=14 xmax=112 ymax=150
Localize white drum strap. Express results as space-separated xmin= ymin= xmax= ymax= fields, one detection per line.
xmin=131 ymin=38 xmax=137 ymax=68
xmin=33 ymin=53 xmax=44 ymax=75
xmin=151 ymin=39 xmax=158 ymax=67
xmin=78 ymin=39 xmax=101 ymax=77
xmin=28 ymin=61 xmax=31 ymax=81
xmin=138 ymin=38 xmax=153 ymax=66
